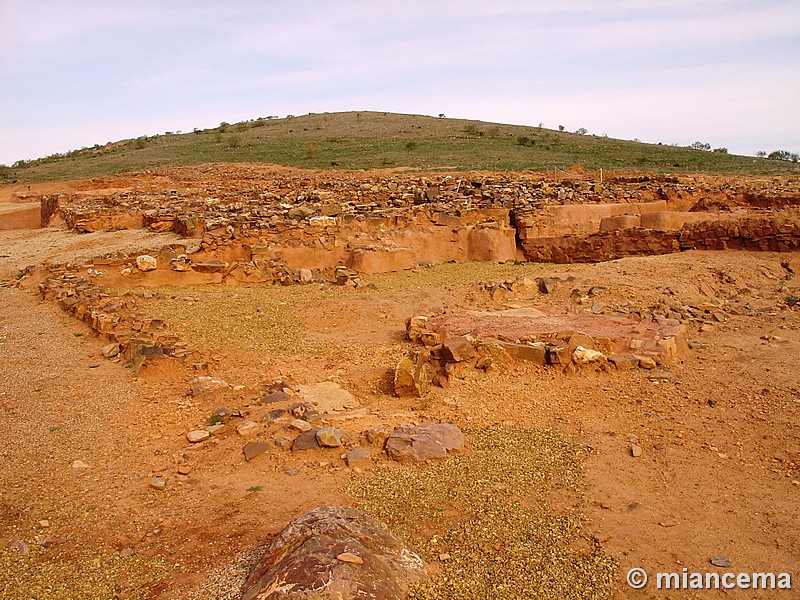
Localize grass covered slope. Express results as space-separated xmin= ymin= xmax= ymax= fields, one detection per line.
xmin=6 ymin=111 xmax=800 ymax=181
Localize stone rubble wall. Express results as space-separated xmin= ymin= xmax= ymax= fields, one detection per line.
xmin=36 ymin=267 xmax=196 ymax=371
xmin=518 ymin=213 xmax=800 ymax=264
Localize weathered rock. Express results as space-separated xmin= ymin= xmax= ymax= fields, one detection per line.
xmin=262 ymin=390 xmax=290 ymax=404
xmin=546 ymin=344 xmax=571 ymax=365
xmin=243 ymin=441 xmax=270 ymax=462
xmin=710 ymin=557 xmax=731 ymax=568
xmin=298 ymin=382 xmax=359 ymax=414
xmin=292 ymin=430 xmax=321 ymax=451
xmin=150 ymin=476 xmax=166 ymax=490
xmin=607 ymin=355 xmax=637 ymax=370
xmin=441 ymin=335 xmax=475 ymax=362
xmin=101 ymin=342 xmax=121 ymax=358
xmin=346 ymin=448 xmax=373 ymax=469
xmin=71 ymin=460 xmax=89 ymax=469
xmin=289 ymin=401 xmax=315 ymax=418
xmin=364 ymin=425 xmax=392 ymax=447
xmin=170 ymin=254 xmax=192 ymax=271
xmin=124 ymin=339 xmax=165 ymax=373
xmin=299 ymin=268 xmax=313 ymax=283
xmin=316 ymin=427 xmax=343 ymax=448
xmin=241 ymin=506 xmax=427 ymax=600
xmin=207 ymin=423 xmax=225 ymax=435
xmin=637 ymin=356 xmax=657 ymax=369
xmin=572 ymin=346 xmax=605 ymax=364
xmin=385 ymin=423 xmax=464 ymax=463
xmin=474 ymin=338 xmax=511 ymax=369
xmin=237 ymin=421 xmax=260 ymax=437
xmin=136 ymin=255 xmax=158 ymax=272
xmin=190 ymin=376 xmax=231 ymax=397
xmin=498 ymin=341 xmax=547 ymax=365
xmin=406 ymin=315 xmax=430 ymax=343
xmin=290 ymin=418 xmax=313 ymax=433
xmin=394 ymin=349 xmax=435 ymax=398
xmin=287 ymin=205 xmax=315 ymax=220
xmin=186 ymin=429 xmax=210 ymax=443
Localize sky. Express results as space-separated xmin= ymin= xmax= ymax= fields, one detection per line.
xmin=1 ymin=0 xmax=799 ymax=165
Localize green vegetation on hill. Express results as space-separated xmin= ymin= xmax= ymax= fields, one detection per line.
xmin=4 ymin=111 xmax=799 ymax=182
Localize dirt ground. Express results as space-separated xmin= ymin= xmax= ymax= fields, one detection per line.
xmin=1 ymin=217 xmax=798 ymax=596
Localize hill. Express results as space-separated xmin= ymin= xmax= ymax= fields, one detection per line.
xmin=4 ymin=111 xmax=799 ymax=182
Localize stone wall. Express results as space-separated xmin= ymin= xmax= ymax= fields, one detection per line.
xmin=519 ymin=214 xmax=800 ymax=263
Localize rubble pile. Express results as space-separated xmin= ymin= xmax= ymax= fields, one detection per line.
xmin=394 ymin=307 xmax=691 ymax=397
xmin=37 ymin=266 xmax=197 ymax=371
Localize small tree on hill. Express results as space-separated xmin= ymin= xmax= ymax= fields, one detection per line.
xmin=767 ymin=150 xmax=799 ymax=162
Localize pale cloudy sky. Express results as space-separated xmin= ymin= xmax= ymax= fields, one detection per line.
xmin=1 ymin=0 xmax=798 ymax=165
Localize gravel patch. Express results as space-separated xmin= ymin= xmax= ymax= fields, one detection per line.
xmin=348 ymin=427 xmax=617 ymax=599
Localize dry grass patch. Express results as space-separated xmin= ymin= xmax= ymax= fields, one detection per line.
xmin=347 ymin=427 xmax=616 ymax=600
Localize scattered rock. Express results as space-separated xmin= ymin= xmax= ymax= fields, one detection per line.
xmin=243 ymin=441 xmax=270 ymax=462
xmin=241 ymin=506 xmax=427 ymax=600
xmin=608 ymin=355 xmax=639 ymax=370
xmin=299 ymin=268 xmax=313 ymax=283
xmin=289 ymin=418 xmax=313 ymax=433
xmin=207 ymin=424 xmax=225 ymax=436
xmin=498 ymin=341 xmax=547 ymax=365
xmin=292 ymin=429 xmax=321 ymax=451
xmin=190 ymin=376 xmax=231 ymax=397
xmin=101 ymin=342 xmax=120 ymax=358
xmin=71 ymin=460 xmax=89 ymax=469
xmin=394 ymin=349 xmax=435 ymax=398
xmin=441 ymin=335 xmax=475 ymax=362
xmin=364 ymin=425 xmax=392 ymax=447
xmin=186 ymin=429 xmax=210 ymax=443
xmin=630 ymin=444 xmax=643 ymax=458
xmin=337 ymin=552 xmax=364 ymax=565
xmin=316 ymin=427 xmax=344 ymax=448
xmin=150 ymin=476 xmax=166 ymax=490
xmin=385 ymin=423 xmax=465 ymax=463
xmin=346 ymin=448 xmax=373 ymax=469
xmin=637 ymin=356 xmax=657 ymax=369
xmin=135 ymin=255 xmax=157 ymax=272
xmin=177 ymin=465 xmax=192 ymax=475
xmin=297 ymin=381 xmax=360 ymax=414
xmin=572 ymin=346 xmax=605 ymax=364
xmin=237 ymin=421 xmax=260 ymax=437
xmin=289 ymin=401 xmax=315 ymax=418
xmin=648 ymin=370 xmax=671 ymax=381
xmin=262 ymin=390 xmax=290 ymax=404
xmin=710 ymin=557 xmax=731 ymax=568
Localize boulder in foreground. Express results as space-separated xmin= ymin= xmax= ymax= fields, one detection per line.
xmin=241 ymin=505 xmax=427 ymax=600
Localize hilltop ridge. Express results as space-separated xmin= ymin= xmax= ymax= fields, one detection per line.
xmin=4 ymin=111 xmax=799 ymax=182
